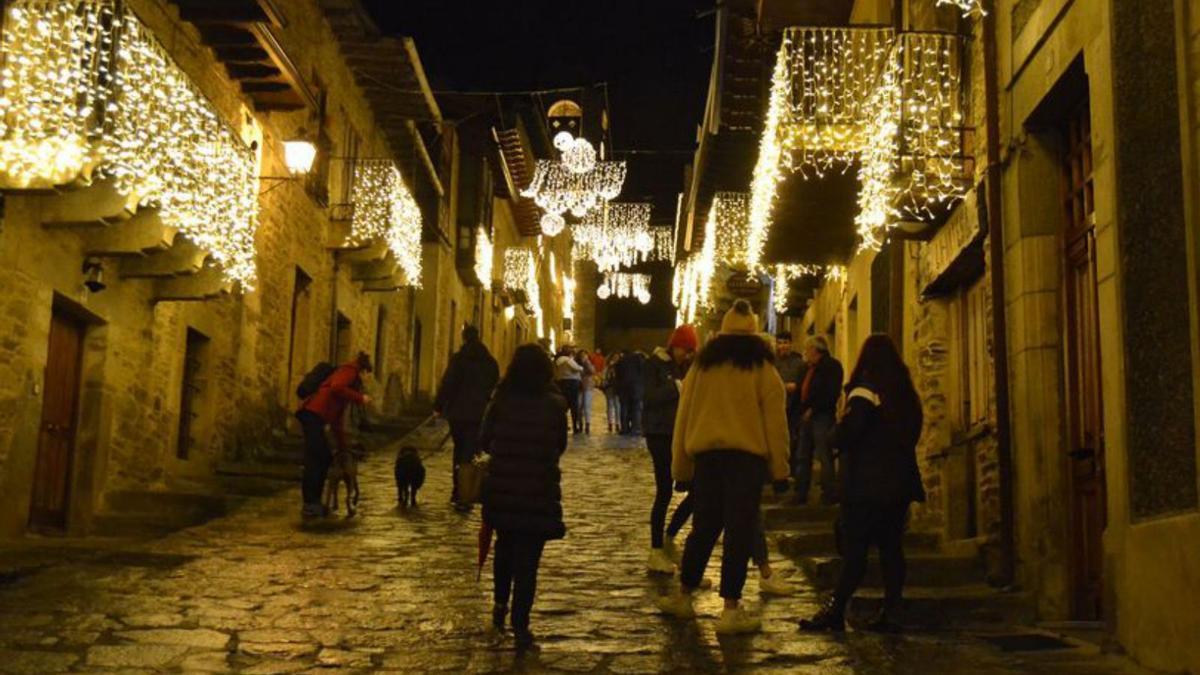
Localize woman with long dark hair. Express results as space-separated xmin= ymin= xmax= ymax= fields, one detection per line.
xmin=480 ymin=344 xmax=569 ymax=651
xmin=655 ymin=300 xmax=790 ymax=634
xmin=799 ymin=333 xmax=925 ymax=633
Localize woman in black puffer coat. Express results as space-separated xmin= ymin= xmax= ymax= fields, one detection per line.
xmin=480 ymin=344 xmax=569 ymax=651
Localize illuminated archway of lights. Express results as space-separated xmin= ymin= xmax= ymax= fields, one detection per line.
xmin=350 ymin=160 xmax=423 ymax=287
xmin=0 ymin=0 xmax=261 ymax=287
xmin=746 ymin=27 xmax=967 ymax=270
xmin=598 ymin=272 xmax=651 ymax=304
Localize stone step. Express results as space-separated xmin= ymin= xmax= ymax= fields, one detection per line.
xmin=847 ymin=585 xmax=1034 ymax=628
xmin=761 ymin=504 xmax=840 ymax=530
xmin=92 ymin=490 xmax=231 ymax=538
xmin=776 ymin=526 xmax=940 ymax=557
xmin=797 ymin=553 xmax=985 ymax=589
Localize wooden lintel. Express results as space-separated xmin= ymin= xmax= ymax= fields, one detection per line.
xmin=41 ymin=177 xmax=140 ymax=228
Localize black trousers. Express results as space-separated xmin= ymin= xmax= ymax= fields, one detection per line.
xmin=833 ymin=502 xmax=910 ymax=610
xmin=679 ymin=450 xmax=766 ymax=600
xmin=493 ymin=530 xmax=547 ymax=633
xmin=646 ymin=434 xmax=675 ymax=549
xmin=619 ymin=390 xmax=642 ymax=433
xmin=297 ymin=410 xmax=332 ymax=507
xmin=557 ymin=379 xmax=582 ymax=432
xmin=666 ymin=491 xmax=769 ymax=567
xmin=449 ymin=421 xmax=479 ymax=502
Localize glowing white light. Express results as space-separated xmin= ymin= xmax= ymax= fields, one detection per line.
xmin=474 ymin=227 xmax=494 ymax=287
xmin=540 ymin=212 xmax=566 ymax=237
xmin=283 ymin=139 xmax=317 ymax=175
xmin=936 ymin=0 xmax=986 ymax=16
xmin=349 ymin=160 xmax=423 ymax=287
xmin=562 ymin=137 xmax=597 ymax=174
xmin=553 ymin=131 xmax=574 ymax=152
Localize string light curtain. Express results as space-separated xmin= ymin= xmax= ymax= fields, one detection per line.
xmin=746 ymin=27 xmax=968 ymax=268
xmin=598 ymin=271 xmax=651 ymax=304
xmin=672 ymin=202 xmax=719 ymax=323
xmin=503 ymin=248 xmax=541 ymax=317
xmin=522 ymin=159 xmax=626 ymax=222
xmin=573 ymin=202 xmax=654 ymax=272
xmin=349 ymin=160 xmax=423 ymax=286
xmin=648 ymin=226 xmax=676 ymax=263
xmin=712 ymin=192 xmax=751 ymax=268
xmin=936 ymin=0 xmax=986 ymax=16
xmin=474 ymin=226 xmax=493 ymax=287
xmin=0 ymin=0 xmax=261 ymax=286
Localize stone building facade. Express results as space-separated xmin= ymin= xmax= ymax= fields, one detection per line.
xmin=0 ymin=0 xmax=571 ymax=540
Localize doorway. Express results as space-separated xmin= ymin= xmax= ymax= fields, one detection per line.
xmin=29 ymin=309 xmax=86 ymax=531
xmin=1060 ymin=100 xmax=1106 ymax=620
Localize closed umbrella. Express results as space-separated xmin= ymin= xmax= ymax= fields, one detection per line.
xmin=476 ymin=522 xmax=494 ymax=581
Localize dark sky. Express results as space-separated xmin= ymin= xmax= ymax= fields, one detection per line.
xmin=360 ymin=1 xmax=714 ymax=191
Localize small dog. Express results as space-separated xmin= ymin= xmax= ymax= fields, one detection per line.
xmin=325 ymin=442 xmax=362 ymax=516
xmin=393 ymin=445 xmax=426 ymax=508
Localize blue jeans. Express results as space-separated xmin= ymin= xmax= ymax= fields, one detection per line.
xmin=794 ymin=412 xmax=836 ymax=502
xmin=605 ymin=391 xmax=621 ymax=428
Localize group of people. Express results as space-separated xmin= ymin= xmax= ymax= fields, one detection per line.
xmin=295 ymin=301 xmax=925 ymax=650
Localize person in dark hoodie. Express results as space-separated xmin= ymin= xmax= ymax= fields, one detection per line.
xmin=642 ymin=325 xmax=698 ymax=573
xmin=479 ymin=344 xmax=569 ymax=652
xmin=615 ymin=349 xmax=647 ymax=434
xmin=799 ymin=334 xmax=925 ymax=633
xmin=434 ymin=325 xmax=499 ymax=507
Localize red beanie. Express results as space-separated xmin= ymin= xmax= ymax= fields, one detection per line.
xmin=668 ymin=324 xmax=699 ymax=352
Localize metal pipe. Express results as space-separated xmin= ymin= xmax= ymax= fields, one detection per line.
xmin=981 ymin=0 xmax=1016 ymax=587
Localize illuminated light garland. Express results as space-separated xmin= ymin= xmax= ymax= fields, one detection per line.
xmin=0 ymin=0 xmax=261 ymax=286
xmin=522 ymin=158 xmax=626 ymax=219
xmin=746 ymin=26 xmax=968 ymax=264
xmin=771 ymin=263 xmax=828 ymax=314
xmin=672 ymin=202 xmax=719 ymax=323
xmin=648 ymin=226 xmax=676 ymax=263
xmin=573 ymin=202 xmax=654 ymax=273
xmin=561 ymin=137 xmax=597 ymax=174
xmin=540 ymin=212 xmax=566 ymax=237
xmin=712 ymin=192 xmax=751 ymax=268
xmin=349 ymin=160 xmax=423 ymax=286
xmin=598 ymin=272 xmax=651 ymax=304
xmin=936 ymin=0 xmax=986 ymax=16
xmin=474 ymin=227 xmax=493 ymax=287
xmin=503 ymin=248 xmax=541 ymax=318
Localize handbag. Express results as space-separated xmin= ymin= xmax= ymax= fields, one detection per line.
xmin=457 ymin=453 xmax=490 ymax=505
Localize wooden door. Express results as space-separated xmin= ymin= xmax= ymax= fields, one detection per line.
xmin=1061 ymin=102 xmax=1106 ymax=620
xmin=29 ymin=311 xmax=85 ymax=530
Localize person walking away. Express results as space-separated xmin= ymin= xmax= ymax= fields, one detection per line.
xmin=799 ymin=334 xmax=925 ymax=633
xmin=296 ymin=352 xmax=372 ymax=519
xmin=479 ymin=344 xmax=569 ymax=651
xmin=434 ymin=325 xmax=500 ymax=508
xmin=554 ymin=347 xmax=584 ymax=434
xmin=576 ymin=350 xmax=597 ymax=434
xmin=774 ymin=332 xmax=806 ymax=484
xmin=615 ymin=350 xmax=646 ymax=434
xmin=642 ymin=325 xmax=698 ymax=573
xmin=602 ymin=351 xmax=623 ymax=433
xmin=793 ymin=335 xmax=844 ymax=505
xmin=656 ymin=300 xmax=790 ymax=634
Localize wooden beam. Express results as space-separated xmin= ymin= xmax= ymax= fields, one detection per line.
xmin=196 ymin=26 xmax=259 ymax=47
xmin=401 ymin=37 xmax=442 ymax=123
xmin=152 ymin=265 xmax=233 ymax=303
xmin=225 ymin=62 xmax=280 ymax=78
xmin=121 ymin=237 xmax=208 ymax=279
xmin=250 ymin=23 xmax=317 ymax=109
xmin=82 ymin=210 xmax=176 ymax=257
xmin=177 ymin=1 xmax=269 ymax=25
xmin=41 ymin=177 xmax=140 ymax=229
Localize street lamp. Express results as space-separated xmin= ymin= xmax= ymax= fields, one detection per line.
xmin=283 ymin=133 xmax=317 ymax=175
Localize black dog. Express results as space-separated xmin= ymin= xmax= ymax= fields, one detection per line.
xmin=393 ymin=445 xmax=426 ymax=508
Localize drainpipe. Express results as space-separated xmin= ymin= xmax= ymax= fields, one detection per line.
xmin=982 ymin=1 xmax=1016 ymax=587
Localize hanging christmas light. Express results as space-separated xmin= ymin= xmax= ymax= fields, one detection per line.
xmin=936 ymin=0 xmax=986 ymax=16
xmin=349 ymin=160 xmax=423 ymax=286
xmin=503 ymin=248 xmax=541 ymax=318
xmin=746 ymin=26 xmax=968 ymax=264
xmin=522 ymin=159 xmax=627 ymax=220
xmin=598 ymin=271 xmax=651 ymax=303
xmin=0 ymin=0 xmax=262 ymax=287
xmin=540 ymin=212 xmax=566 ymax=237
xmin=561 ymin=136 xmax=597 ymax=174
xmin=474 ymin=227 xmax=493 ymax=287
xmin=712 ymin=192 xmax=751 ymax=268
xmin=573 ymin=202 xmax=654 ymax=272
xmin=648 ymin=226 xmax=676 ymax=263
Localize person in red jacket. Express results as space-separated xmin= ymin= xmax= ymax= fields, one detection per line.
xmin=296 ymin=352 xmax=372 ymax=518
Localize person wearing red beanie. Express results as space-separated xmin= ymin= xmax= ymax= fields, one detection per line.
xmin=642 ymin=325 xmax=699 ymax=573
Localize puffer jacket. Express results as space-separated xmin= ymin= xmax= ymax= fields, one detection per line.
xmin=433 ymin=339 xmax=500 ymax=424
xmin=642 ymin=347 xmax=683 ymax=437
xmin=835 ymin=380 xmax=926 ymax=504
xmin=479 ymin=387 xmax=569 ymax=539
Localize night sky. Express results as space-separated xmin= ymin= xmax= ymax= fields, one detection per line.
xmin=362 ymin=2 xmax=714 ymax=330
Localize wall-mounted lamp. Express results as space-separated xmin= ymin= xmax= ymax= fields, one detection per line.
xmin=82 ymin=257 xmax=106 ymax=293
xmin=283 ymin=132 xmax=317 ymax=176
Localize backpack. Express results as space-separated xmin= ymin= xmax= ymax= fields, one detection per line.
xmin=297 ymin=362 xmax=336 ymax=400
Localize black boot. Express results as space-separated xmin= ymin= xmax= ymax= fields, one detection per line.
xmin=492 ymin=604 xmax=507 ymax=632
xmin=864 ymin=602 xmax=902 ymax=633
xmin=514 ymin=628 xmax=538 ymax=651
xmin=798 ymin=599 xmax=846 ymax=632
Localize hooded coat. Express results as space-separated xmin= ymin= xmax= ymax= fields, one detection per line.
xmin=479 ymin=387 xmax=569 ymax=539
xmin=642 ymin=347 xmax=684 ymax=437
xmin=835 ymin=381 xmax=926 ymax=504
xmin=434 ymin=339 xmax=500 ymax=425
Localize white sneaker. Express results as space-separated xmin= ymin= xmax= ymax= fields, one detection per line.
xmin=715 ymin=607 xmax=762 ymax=634
xmin=759 ymin=573 xmax=796 ymax=596
xmin=662 ymin=537 xmax=682 ymax=564
xmin=655 ymin=590 xmax=696 ymax=619
xmin=646 ymin=547 xmax=676 ymax=574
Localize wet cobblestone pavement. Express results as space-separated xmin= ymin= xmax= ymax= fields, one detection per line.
xmin=0 ymin=406 xmax=1150 ymax=673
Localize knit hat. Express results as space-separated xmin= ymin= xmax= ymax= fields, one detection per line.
xmin=668 ymin=324 xmax=699 ymax=352
xmin=720 ymin=299 xmax=759 ymax=335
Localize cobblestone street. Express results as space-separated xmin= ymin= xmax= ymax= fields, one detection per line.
xmin=0 ymin=410 xmax=1147 ymax=674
